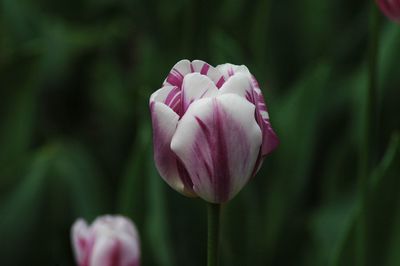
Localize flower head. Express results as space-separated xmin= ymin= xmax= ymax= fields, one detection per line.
xmin=150 ymin=60 xmax=279 ymax=203
xmin=71 ymin=215 xmax=140 ymax=266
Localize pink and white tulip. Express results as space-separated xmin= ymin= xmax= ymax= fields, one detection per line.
xmin=376 ymin=0 xmax=400 ymax=23
xmin=71 ymin=215 xmax=140 ymax=266
xmin=150 ymin=59 xmax=279 ymax=203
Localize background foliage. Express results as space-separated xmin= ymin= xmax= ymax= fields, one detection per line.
xmin=0 ymin=0 xmax=399 ymax=265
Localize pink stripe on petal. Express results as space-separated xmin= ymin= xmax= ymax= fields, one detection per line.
xmin=192 ymin=60 xmax=225 ymax=88
xmin=72 ymin=219 xmax=94 ymax=266
xmin=164 ymin=60 xmax=192 ymax=88
xmin=164 ymin=86 xmax=180 ymax=106
xmin=150 ymin=86 xmax=183 ymax=116
xmin=72 ymin=216 xmax=140 ymax=266
xmin=166 ymin=69 xmax=184 ymax=87
xmin=200 ymin=63 xmax=210 ymax=75
xmin=228 ymin=67 xmax=234 ymax=77
xmin=90 ymin=237 xmax=119 ymax=266
xmin=171 ymin=94 xmax=262 ymax=203
xmin=216 ymin=76 xmax=225 ymax=88
xmin=249 ymin=77 xmax=278 ymax=156
xmin=169 ymin=95 xmax=181 ymax=112
xmin=261 ymin=121 xmax=280 ymax=156
xmin=194 ymin=115 xmax=230 ymax=201
xmin=251 ymin=75 xmax=261 ymax=89
xmin=176 ymin=159 xmax=195 ymax=193
xmin=164 ymin=86 xmax=183 ymax=115
xmin=109 ymin=240 xmax=121 ymax=266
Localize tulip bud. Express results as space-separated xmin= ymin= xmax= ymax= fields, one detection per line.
xmin=376 ymin=0 xmax=400 ymax=23
xmin=150 ymin=60 xmax=279 ymax=203
xmin=71 ymin=215 xmax=140 ymax=266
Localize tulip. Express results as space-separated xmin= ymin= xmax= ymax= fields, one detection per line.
xmin=71 ymin=215 xmax=140 ymax=266
xmin=376 ymin=0 xmax=400 ymax=23
xmin=150 ymin=59 xmax=279 ymax=203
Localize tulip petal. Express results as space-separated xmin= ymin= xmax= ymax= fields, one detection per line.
xmin=118 ymin=236 xmax=140 ymax=266
xmin=164 ymin=59 xmax=226 ymax=89
xmin=171 ymin=94 xmax=262 ymax=203
xmin=252 ymin=87 xmax=280 ymax=156
xmin=182 ymin=73 xmax=218 ymax=112
xmin=218 ymin=73 xmax=253 ymax=100
xmin=89 ymin=235 xmax=139 ymax=266
xmin=89 ymin=237 xmax=120 ymax=266
xmin=191 ymin=60 xmax=226 ymax=88
xmin=217 ymin=64 xmax=279 ymax=156
xmin=89 ymin=216 xmax=140 ymax=266
xmin=164 ymin=59 xmax=192 ymax=88
xmin=71 ymin=219 xmax=93 ymax=266
xmin=216 ymin=63 xmax=251 ymax=81
xmin=150 ymin=101 xmax=195 ymax=196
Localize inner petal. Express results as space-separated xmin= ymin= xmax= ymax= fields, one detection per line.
xmin=191 ymin=60 xmax=226 ymax=88
xmin=218 ymin=73 xmax=253 ymax=101
xmin=181 ymin=73 xmax=218 ymax=113
xmin=216 ymin=63 xmax=251 ymax=82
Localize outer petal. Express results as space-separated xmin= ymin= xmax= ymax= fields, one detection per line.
xmin=182 ymin=73 xmax=218 ymax=112
xmin=217 ymin=64 xmax=279 ymax=156
xmin=89 ymin=236 xmax=120 ymax=266
xmin=91 ymin=217 xmax=140 ymax=266
xmin=150 ymin=85 xmax=175 ymax=103
xmin=171 ymin=94 xmax=262 ymax=203
xmin=252 ymin=87 xmax=279 ymax=156
xmin=71 ymin=219 xmax=93 ymax=266
xmin=150 ymin=101 xmax=195 ymax=196
xmin=117 ymin=235 xmax=140 ymax=266
xmin=151 ymin=85 xmax=182 ymax=115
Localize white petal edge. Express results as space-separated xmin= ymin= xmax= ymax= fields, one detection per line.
xmin=192 ymin=59 xmax=225 ymax=87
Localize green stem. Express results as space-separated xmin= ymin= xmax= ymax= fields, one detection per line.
xmin=357 ymin=2 xmax=380 ymax=266
xmin=208 ymin=203 xmax=221 ymax=266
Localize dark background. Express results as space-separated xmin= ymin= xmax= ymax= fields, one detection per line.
xmin=1 ymin=0 xmax=399 ymax=265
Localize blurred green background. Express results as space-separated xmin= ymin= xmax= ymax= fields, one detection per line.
xmin=1 ymin=0 xmax=399 ymax=265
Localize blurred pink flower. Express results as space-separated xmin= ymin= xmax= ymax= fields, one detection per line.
xmin=376 ymin=0 xmax=400 ymax=23
xmin=71 ymin=215 xmax=140 ymax=266
xmin=150 ymin=60 xmax=279 ymax=203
